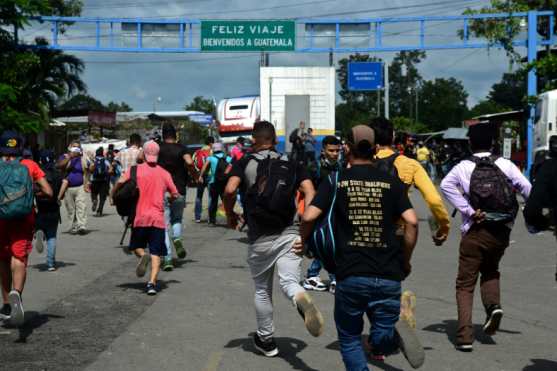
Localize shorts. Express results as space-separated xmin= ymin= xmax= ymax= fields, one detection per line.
xmin=0 ymin=212 xmax=35 ymax=266
xmin=129 ymin=227 xmax=167 ymax=257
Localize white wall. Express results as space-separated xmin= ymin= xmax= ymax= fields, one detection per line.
xmin=259 ymin=67 xmax=336 ymax=137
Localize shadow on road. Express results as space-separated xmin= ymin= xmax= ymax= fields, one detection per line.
xmin=225 ymin=333 xmax=319 ymax=371
xmin=326 ymin=340 xmax=405 ymax=371
xmin=173 ymin=259 xmax=199 ymax=268
xmin=523 ymin=358 xmax=557 ymax=370
xmin=117 ymin=279 xmax=181 ymax=292
xmin=13 ymin=311 xmax=64 ymax=343
xmin=31 ymin=261 xmax=76 ymax=271
xmin=422 ymin=319 xmax=521 ymax=346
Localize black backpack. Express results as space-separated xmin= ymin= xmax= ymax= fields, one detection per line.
xmin=245 ymin=154 xmax=298 ymax=228
xmin=113 ymin=166 xmax=139 ymax=218
xmin=373 ymin=153 xmax=400 ymax=178
xmin=93 ymin=156 xmax=109 ymax=181
xmin=469 ymin=155 xmax=518 ymax=223
xmin=36 ymin=166 xmax=62 ymax=213
xmin=214 ymin=156 xmax=229 ymax=185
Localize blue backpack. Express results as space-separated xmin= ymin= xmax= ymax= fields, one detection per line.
xmin=307 ymin=171 xmax=339 ymax=273
xmin=0 ymin=159 xmax=34 ymax=219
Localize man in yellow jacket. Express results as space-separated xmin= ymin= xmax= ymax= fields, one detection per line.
xmin=371 ymin=118 xmax=450 ymax=244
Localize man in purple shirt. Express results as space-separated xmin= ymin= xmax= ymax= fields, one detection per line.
xmin=440 ymin=123 xmax=531 ymax=352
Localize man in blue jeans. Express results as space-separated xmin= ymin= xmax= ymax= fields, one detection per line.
xmin=297 ymin=125 xmax=424 ymax=370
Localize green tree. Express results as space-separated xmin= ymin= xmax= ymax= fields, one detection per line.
xmin=184 ymin=96 xmax=216 ymax=116
xmin=418 ymin=78 xmax=469 ymax=131
xmin=468 ymin=100 xmax=509 ymax=118
xmin=487 ymin=71 xmax=527 ymax=111
xmin=106 ymin=101 xmax=133 ymax=112
xmin=388 ymin=51 xmax=427 ymax=119
xmin=58 ymin=94 xmax=103 ymax=112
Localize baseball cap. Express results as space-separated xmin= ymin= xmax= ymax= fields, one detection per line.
xmin=347 ymin=125 xmax=375 ymax=150
xmin=213 ymin=142 xmax=224 ymax=152
xmin=143 ymin=140 xmax=160 ymax=163
xmin=0 ymin=131 xmax=24 ymax=156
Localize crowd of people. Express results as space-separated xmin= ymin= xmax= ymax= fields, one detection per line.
xmin=1 ymin=115 xmax=553 ymax=371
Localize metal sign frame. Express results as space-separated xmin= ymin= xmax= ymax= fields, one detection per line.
xmin=24 ymin=11 xmax=557 ymax=173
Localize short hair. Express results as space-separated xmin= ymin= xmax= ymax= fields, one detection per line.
xmin=252 ymin=121 xmax=276 ymax=144
xmin=370 ymin=117 xmax=394 ymax=146
xmin=205 ymin=136 xmax=215 ymax=145
xmin=237 ymin=136 xmax=246 ymax=145
xmin=468 ymin=123 xmax=495 ymax=152
xmin=96 ymin=147 xmax=104 ymax=156
xmin=162 ymin=123 xmax=177 ymax=140
xmin=129 ymin=133 xmax=142 ymax=146
xmin=322 ymin=135 xmax=341 ymax=147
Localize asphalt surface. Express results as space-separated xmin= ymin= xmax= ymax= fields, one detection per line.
xmin=1 ymin=188 xmax=556 ymax=371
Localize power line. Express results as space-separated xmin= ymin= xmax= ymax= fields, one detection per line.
xmin=83 ymin=54 xmax=260 ymax=64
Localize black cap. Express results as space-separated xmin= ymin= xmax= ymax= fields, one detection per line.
xmin=0 ymin=131 xmax=24 ymax=156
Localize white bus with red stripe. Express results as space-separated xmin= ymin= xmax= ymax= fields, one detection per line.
xmin=217 ymin=96 xmax=260 ymax=144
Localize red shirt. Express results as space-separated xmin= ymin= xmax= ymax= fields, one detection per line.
xmin=20 ymin=159 xmax=45 ymax=182
xmin=123 ymin=163 xmax=178 ymax=229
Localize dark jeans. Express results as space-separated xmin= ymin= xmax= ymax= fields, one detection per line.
xmin=306 ymin=259 xmax=335 ymax=282
xmin=456 ymin=225 xmax=510 ymax=344
xmin=36 ymin=213 xmax=59 ymax=268
xmin=208 ymin=182 xmax=225 ymax=224
xmin=335 ymin=276 xmax=401 ymax=371
xmin=195 ymin=182 xmax=207 ymax=221
xmin=90 ymin=180 xmax=109 ymax=215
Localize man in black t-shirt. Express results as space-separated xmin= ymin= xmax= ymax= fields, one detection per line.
xmin=296 ymin=125 xmax=424 ymax=370
xmin=223 ymin=121 xmax=324 ymax=358
xmin=157 ymin=124 xmax=196 ymax=271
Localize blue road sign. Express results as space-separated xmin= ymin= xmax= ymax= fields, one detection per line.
xmin=348 ymin=62 xmax=383 ymax=91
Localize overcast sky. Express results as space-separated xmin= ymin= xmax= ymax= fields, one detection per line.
xmin=25 ymin=0 xmax=525 ymax=111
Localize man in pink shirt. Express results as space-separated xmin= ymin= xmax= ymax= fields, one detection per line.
xmin=441 ymin=123 xmax=531 ymax=351
xmin=112 ymin=140 xmax=179 ymax=295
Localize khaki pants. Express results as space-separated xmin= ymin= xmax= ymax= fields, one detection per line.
xmin=65 ymin=186 xmax=87 ymax=231
xmin=456 ymin=225 xmax=510 ymax=344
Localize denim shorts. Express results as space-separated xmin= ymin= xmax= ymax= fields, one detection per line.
xmin=129 ymin=227 xmax=167 ymax=256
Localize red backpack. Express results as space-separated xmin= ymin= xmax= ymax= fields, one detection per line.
xmin=193 ymin=148 xmax=210 ymax=172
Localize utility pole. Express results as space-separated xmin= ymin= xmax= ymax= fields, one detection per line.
xmin=329 ymin=51 xmax=334 ymax=66
xmin=384 ymin=63 xmax=390 ymax=119
xmin=415 ymin=85 xmax=419 ymax=124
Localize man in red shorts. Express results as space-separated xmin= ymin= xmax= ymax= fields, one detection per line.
xmin=0 ymin=131 xmax=52 ymax=326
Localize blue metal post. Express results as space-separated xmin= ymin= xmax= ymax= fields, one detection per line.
xmin=52 ymin=21 xmax=58 ymax=46
xmin=179 ymin=23 xmax=184 ymax=48
xmin=527 ymin=10 xmax=538 ymax=175
xmin=95 ymin=21 xmax=101 ymax=48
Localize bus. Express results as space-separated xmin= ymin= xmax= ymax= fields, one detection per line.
xmin=216 ymin=96 xmax=260 ymax=145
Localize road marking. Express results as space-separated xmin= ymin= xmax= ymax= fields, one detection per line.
xmin=204 ymin=351 xmax=223 ymax=371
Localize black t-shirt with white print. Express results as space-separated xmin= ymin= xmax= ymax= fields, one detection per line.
xmin=311 ymin=164 xmax=412 ymax=281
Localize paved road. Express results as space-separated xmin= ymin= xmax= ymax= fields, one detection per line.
xmin=1 ymin=190 xmax=556 ymax=371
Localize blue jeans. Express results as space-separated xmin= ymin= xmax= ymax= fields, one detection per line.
xmin=36 ymin=215 xmax=59 ymax=268
xmin=335 ymin=276 xmax=401 ymax=371
xmin=306 ymin=259 xmax=336 ymax=282
xmin=195 ymin=183 xmax=206 ymax=221
xmin=164 ymin=193 xmax=186 ymax=259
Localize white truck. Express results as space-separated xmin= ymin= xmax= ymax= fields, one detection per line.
xmin=216 ymin=96 xmax=260 ymax=145
xmin=534 ymin=89 xmax=557 ymax=155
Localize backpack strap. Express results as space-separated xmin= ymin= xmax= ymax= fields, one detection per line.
xmin=130 ymin=165 xmax=137 ymax=182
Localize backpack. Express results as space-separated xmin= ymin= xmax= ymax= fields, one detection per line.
xmin=36 ymin=166 xmax=62 ymax=213
xmin=468 ymin=155 xmax=518 ymax=223
xmin=112 ymin=166 xmax=139 ymax=218
xmin=307 ymin=171 xmax=339 ymax=273
xmin=0 ymin=159 xmax=34 ymax=219
xmin=373 ymin=153 xmax=400 ymax=178
xmin=193 ymin=148 xmax=210 ymax=172
xmin=93 ymin=156 xmax=108 ymax=181
xmin=214 ymin=156 xmax=229 ymax=184
xmin=244 ymin=153 xmax=298 ymax=228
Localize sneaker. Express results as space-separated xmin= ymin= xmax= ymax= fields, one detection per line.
xmin=34 ymin=230 xmax=45 ymax=254
xmin=173 ymin=239 xmax=187 ymax=260
xmin=395 ymin=315 xmax=425 ymax=368
xmin=329 ymin=280 xmax=336 ymax=294
xmin=8 ymin=290 xmax=24 ymax=327
xmin=455 ymin=343 xmax=473 ymax=352
xmin=303 ymin=277 xmax=328 ymax=292
xmin=162 ymin=258 xmax=174 ymax=272
xmin=295 ymin=292 xmax=324 ymax=337
xmin=77 ymin=228 xmax=87 ymax=235
xmin=363 ymin=335 xmax=385 ymax=361
xmin=0 ymin=303 xmax=11 ymax=321
xmin=483 ymin=304 xmax=504 ymax=336
xmin=47 ymin=266 xmax=57 ymax=272
xmin=92 ymin=199 xmax=98 ymax=212
xmin=195 ymin=219 xmax=201 ymax=223
xmin=400 ymin=290 xmax=417 ymax=329
xmin=146 ymin=282 xmax=157 ymax=296
xmin=136 ymin=253 xmax=150 ymax=277
xmin=252 ymin=333 xmax=279 ymax=357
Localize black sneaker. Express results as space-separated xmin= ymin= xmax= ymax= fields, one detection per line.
xmin=483 ymin=304 xmax=504 ymax=336
xmin=395 ymin=317 xmax=425 ymax=368
xmin=146 ymin=282 xmax=157 ymax=296
xmin=455 ymin=343 xmax=473 ymax=352
xmin=252 ymin=333 xmax=279 ymax=357
xmin=0 ymin=303 xmax=11 ymax=321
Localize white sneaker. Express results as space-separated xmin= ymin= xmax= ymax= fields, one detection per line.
xmin=8 ymin=290 xmax=24 ymax=327
xmin=329 ymin=280 xmax=336 ymax=294
xmin=34 ymin=230 xmax=45 ymax=254
xmin=303 ymin=277 xmax=328 ymax=292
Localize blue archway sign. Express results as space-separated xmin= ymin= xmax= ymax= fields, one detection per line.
xmin=348 ymin=62 xmax=383 ymax=91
